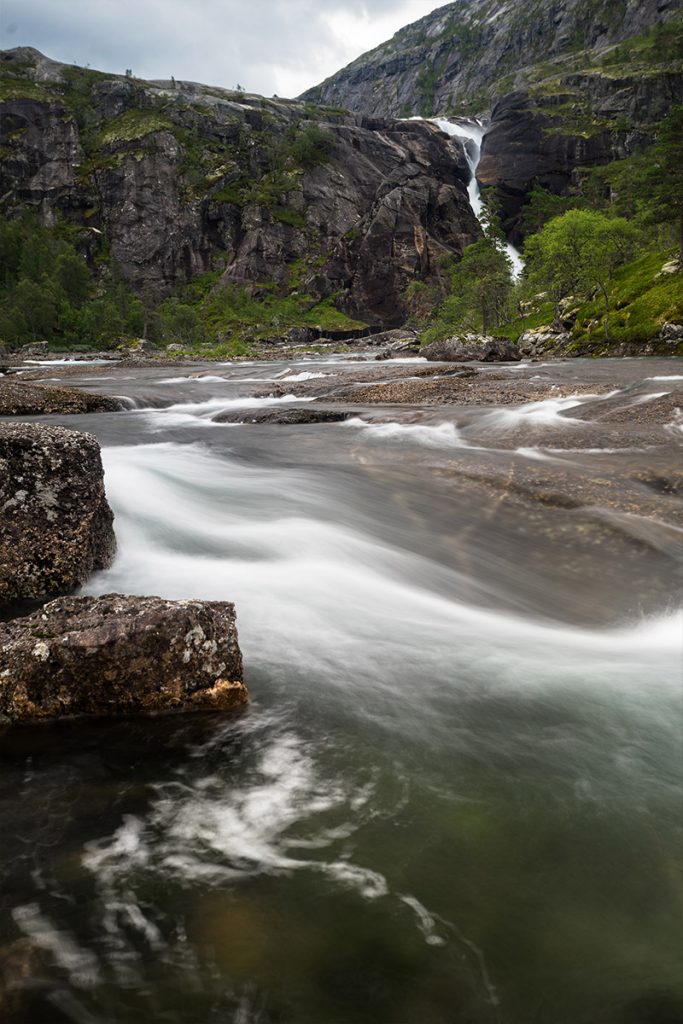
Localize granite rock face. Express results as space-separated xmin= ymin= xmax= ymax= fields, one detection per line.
xmin=0 ymin=423 xmax=116 ymax=608
xmin=301 ymin=0 xmax=682 ymax=245
xmin=0 ymin=594 xmax=247 ymax=721
xmin=0 ymin=48 xmax=479 ymax=328
xmin=301 ymin=0 xmax=682 ymax=118
xmin=477 ymin=81 xmax=683 ymax=243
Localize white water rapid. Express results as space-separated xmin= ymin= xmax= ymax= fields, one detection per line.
xmin=432 ymin=117 xmax=525 ymax=279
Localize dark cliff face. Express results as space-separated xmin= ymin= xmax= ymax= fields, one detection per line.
xmin=477 ymin=67 xmax=683 ymax=241
xmin=301 ymin=0 xmax=682 ymax=118
xmin=0 ymin=48 xmax=479 ymax=327
xmin=301 ymin=0 xmax=683 ymax=244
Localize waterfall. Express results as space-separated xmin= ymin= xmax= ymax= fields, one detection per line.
xmin=431 ymin=117 xmax=525 ymax=280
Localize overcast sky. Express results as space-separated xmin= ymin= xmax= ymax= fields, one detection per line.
xmin=0 ymin=1 xmax=443 ymax=98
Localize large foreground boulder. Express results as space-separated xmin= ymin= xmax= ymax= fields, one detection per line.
xmin=0 ymin=594 xmax=247 ymax=722
xmin=0 ymin=424 xmax=116 ymax=608
xmin=422 ymin=335 xmax=522 ymax=362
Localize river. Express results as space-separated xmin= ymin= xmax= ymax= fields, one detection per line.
xmin=1 ymin=355 xmax=682 ymax=1023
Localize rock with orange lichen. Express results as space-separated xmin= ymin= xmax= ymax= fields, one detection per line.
xmin=0 ymin=594 xmax=247 ymax=722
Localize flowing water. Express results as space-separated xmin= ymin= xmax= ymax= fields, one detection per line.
xmin=431 ymin=118 xmax=525 ymax=278
xmin=1 ymin=357 xmax=682 ymax=1024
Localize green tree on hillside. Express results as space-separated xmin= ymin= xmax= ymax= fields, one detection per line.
xmin=524 ymin=209 xmax=636 ymax=338
xmin=422 ymin=238 xmax=513 ymax=341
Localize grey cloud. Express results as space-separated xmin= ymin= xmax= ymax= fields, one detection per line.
xmin=0 ymin=0 xmax=441 ymax=97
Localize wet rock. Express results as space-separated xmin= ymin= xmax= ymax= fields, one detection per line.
xmin=660 ymin=322 xmax=683 ymax=342
xmin=0 ymin=594 xmax=247 ymax=722
xmin=365 ymin=328 xmax=419 ymax=347
xmin=518 ymin=326 xmax=571 ymax=356
xmin=0 ymin=423 xmax=116 ymax=608
xmin=0 ymin=937 xmax=44 ymax=1017
xmin=213 ymin=406 xmax=355 ymax=424
xmin=374 ymin=340 xmax=421 ymax=359
xmin=570 ymin=388 xmax=683 ymax=426
xmin=422 ymin=335 xmax=522 ymax=362
xmin=0 ymin=379 xmax=123 ymax=415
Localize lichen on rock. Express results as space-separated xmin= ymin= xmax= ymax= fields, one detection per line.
xmin=0 ymin=423 xmax=116 ymax=608
xmin=0 ymin=594 xmax=247 ymax=721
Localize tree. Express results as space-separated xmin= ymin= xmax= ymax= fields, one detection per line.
xmin=421 ymin=238 xmax=514 ymax=342
xmin=159 ymin=297 xmax=206 ymax=347
xmin=645 ymin=106 xmax=683 ymax=262
xmin=53 ymin=251 xmax=92 ymax=306
xmin=524 ymin=209 xmax=636 ymax=338
xmin=12 ymin=280 xmax=58 ymax=341
xmin=451 ymin=239 xmax=513 ymax=334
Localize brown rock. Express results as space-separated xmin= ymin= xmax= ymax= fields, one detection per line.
xmin=0 ymin=379 xmax=123 ymax=415
xmin=213 ymin=406 xmax=355 ymax=424
xmin=0 ymin=594 xmax=247 ymax=722
xmin=0 ymin=423 xmax=116 ymax=608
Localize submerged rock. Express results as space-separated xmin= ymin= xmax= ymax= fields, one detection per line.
xmin=422 ymin=335 xmax=522 ymax=362
xmin=213 ymin=406 xmax=356 ymax=424
xmin=0 ymin=594 xmax=247 ymax=722
xmin=0 ymin=379 xmax=123 ymax=415
xmin=0 ymin=424 xmax=116 ymax=608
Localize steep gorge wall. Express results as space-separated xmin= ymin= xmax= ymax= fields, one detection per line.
xmin=302 ymin=0 xmax=683 ymax=243
xmin=0 ymin=48 xmax=480 ymax=327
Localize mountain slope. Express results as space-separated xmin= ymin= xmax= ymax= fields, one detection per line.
xmin=0 ymin=47 xmax=479 ymax=331
xmin=301 ymin=0 xmax=682 ymax=118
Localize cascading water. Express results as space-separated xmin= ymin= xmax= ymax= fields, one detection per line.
xmin=432 ymin=117 xmax=525 ymax=279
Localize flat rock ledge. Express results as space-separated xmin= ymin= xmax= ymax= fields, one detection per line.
xmin=0 ymin=594 xmax=247 ymax=722
xmin=0 ymin=423 xmax=116 ymax=608
xmin=0 ymin=379 xmax=123 ymax=415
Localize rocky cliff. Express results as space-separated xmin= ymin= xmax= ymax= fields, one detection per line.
xmin=0 ymin=48 xmax=479 ymax=328
xmin=302 ymin=0 xmax=682 ymax=118
xmin=302 ymin=0 xmax=683 ymax=241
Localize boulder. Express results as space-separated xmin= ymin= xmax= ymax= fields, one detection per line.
xmin=0 ymin=594 xmax=247 ymax=722
xmin=422 ymin=335 xmax=522 ymax=362
xmin=518 ymin=326 xmax=572 ymax=356
xmin=364 ymin=329 xmax=419 ymax=347
xmin=0 ymin=380 xmax=123 ymax=415
xmin=0 ymin=424 xmax=116 ymax=609
xmin=660 ymin=322 xmax=683 ymax=342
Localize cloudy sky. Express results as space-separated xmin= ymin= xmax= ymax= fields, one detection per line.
xmin=0 ymin=0 xmax=444 ymax=97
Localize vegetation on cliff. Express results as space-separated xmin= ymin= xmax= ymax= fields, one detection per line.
xmin=417 ymin=105 xmax=683 ymax=354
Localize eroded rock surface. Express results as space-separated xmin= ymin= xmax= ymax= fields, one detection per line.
xmin=0 ymin=423 xmax=116 ymax=608
xmin=0 ymin=379 xmax=123 ymax=415
xmin=0 ymin=594 xmax=246 ymax=721
xmin=213 ymin=406 xmax=355 ymax=425
xmin=0 ymin=48 xmax=479 ymax=328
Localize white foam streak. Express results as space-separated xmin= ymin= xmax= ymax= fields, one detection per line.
xmin=478 ymin=393 xmax=602 ymax=429
xmin=346 ymin=417 xmax=468 ymax=448
xmin=134 ymin=393 xmax=313 ymax=428
xmin=90 ymin=442 xmax=683 ymax=698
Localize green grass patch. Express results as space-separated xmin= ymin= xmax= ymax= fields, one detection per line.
xmin=572 ymin=250 xmax=683 ymax=347
xmin=0 ymin=76 xmax=54 ymax=103
xmin=98 ymin=109 xmax=174 ymax=145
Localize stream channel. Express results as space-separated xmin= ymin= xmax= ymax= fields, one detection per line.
xmin=1 ymin=354 xmax=682 ymax=1023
